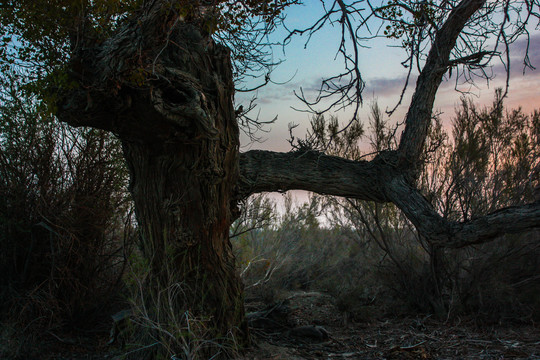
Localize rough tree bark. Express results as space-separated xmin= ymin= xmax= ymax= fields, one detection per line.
xmin=239 ymin=151 xmax=540 ymax=247
xmin=56 ymin=2 xmax=247 ymax=356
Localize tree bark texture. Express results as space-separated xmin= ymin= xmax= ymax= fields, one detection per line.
xmin=398 ymin=0 xmax=487 ymax=173
xmin=239 ymin=149 xmax=540 ymax=248
xmin=122 ymin=137 xmax=247 ymax=350
xmin=56 ymin=2 xmax=247 ymax=355
xmin=239 ymin=150 xmax=393 ymax=201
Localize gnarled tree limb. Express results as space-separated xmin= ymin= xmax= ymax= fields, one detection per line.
xmin=386 ymin=175 xmax=540 ymax=248
xmin=398 ymin=0 xmax=487 ymax=173
xmin=237 ymin=1 xmax=523 ymax=250
xmin=239 ymin=150 xmax=540 ymax=248
xmin=238 ymin=150 xmax=392 ymax=202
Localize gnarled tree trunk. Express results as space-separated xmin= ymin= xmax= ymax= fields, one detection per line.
xmin=56 ymin=3 xmax=247 ymax=356
xmin=121 ymin=130 xmax=247 ymax=356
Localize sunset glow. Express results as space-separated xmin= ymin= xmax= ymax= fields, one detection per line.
xmin=237 ymin=1 xmax=540 ymax=153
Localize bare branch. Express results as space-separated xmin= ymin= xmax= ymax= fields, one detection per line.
xmin=284 ymin=0 xmax=367 ymax=122
xmin=238 ymin=149 xmax=391 ymax=201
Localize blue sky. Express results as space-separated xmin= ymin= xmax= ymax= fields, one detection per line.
xmin=235 ymin=1 xmax=540 ymax=153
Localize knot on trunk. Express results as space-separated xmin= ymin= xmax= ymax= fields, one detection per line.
xmin=150 ymin=67 xmax=219 ymax=139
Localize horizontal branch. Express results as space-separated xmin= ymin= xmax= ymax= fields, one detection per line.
xmin=240 ymin=151 xmax=540 ymax=248
xmin=238 ymin=150 xmax=392 ymax=202
xmin=451 ymin=202 xmax=540 ymax=247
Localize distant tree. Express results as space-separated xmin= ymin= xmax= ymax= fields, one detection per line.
xmin=1 ymin=0 xmax=540 ymax=357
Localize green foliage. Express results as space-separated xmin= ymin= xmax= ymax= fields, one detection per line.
xmin=0 ymin=0 xmax=145 ymax=115
xmin=217 ymin=0 xmax=298 ymax=33
xmin=0 ymin=0 xmax=142 ymax=73
xmin=0 ymin=0 xmax=295 ymax=75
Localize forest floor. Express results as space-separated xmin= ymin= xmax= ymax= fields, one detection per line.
xmin=242 ymin=291 xmax=540 ymax=359
xmin=3 ymin=291 xmax=539 ymax=359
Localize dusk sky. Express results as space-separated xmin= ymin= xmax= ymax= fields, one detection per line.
xmin=236 ymin=1 xmax=540 ymax=154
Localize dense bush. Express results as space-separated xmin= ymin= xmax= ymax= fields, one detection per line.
xmin=0 ymin=72 xmax=135 ymax=336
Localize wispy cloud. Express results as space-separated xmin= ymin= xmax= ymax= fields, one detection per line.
xmin=238 ymin=31 xmax=540 ymax=137
xmin=364 ymin=76 xmax=416 ymax=98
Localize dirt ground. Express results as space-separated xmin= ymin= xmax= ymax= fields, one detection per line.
xmin=5 ymin=291 xmax=540 ymax=359
xmin=243 ymin=291 xmax=540 ymax=360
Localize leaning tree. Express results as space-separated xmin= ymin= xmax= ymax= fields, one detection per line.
xmin=2 ymin=0 xmax=539 ymax=357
